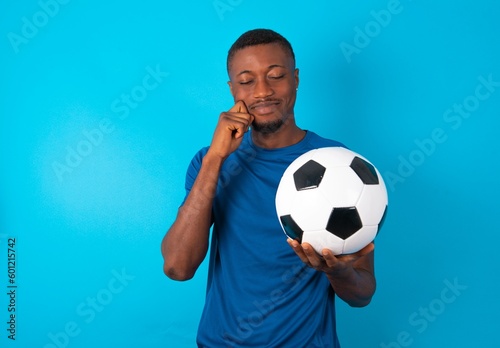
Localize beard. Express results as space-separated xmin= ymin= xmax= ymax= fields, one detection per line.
xmin=251 ymin=118 xmax=284 ymax=135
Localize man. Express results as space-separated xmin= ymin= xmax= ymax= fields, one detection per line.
xmin=161 ymin=28 xmax=376 ymax=347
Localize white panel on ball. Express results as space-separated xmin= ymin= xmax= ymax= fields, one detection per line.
xmin=303 ymin=230 xmax=345 ymax=255
xmin=312 ymin=147 xmax=355 ymax=167
xmin=290 ymin=189 xmax=333 ymax=232
xmin=343 ymin=225 xmax=378 ymax=254
xmin=318 ymin=166 xmax=364 ymax=207
xmin=275 ymin=147 xmax=388 ymax=255
xmin=356 ymin=184 xmax=388 ymax=226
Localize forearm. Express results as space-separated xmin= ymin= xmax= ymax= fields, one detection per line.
xmin=162 ymin=154 xmax=223 ymax=280
xmin=327 ymin=267 xmax=376 ymax=307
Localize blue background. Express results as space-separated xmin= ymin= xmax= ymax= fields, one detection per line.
xmin=1 ymin=0 xmax=499 ymax=347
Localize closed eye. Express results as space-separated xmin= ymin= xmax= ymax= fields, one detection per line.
xmin=269 ymin=75 xmax=285 ymax=80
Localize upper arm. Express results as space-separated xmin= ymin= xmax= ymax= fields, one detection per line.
xmin=180 ymin=147 xmax=210 ymax=206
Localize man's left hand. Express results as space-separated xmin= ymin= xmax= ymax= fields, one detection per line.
xmin=287 ymin=239 xmax=374 ymax=278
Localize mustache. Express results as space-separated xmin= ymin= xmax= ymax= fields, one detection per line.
xmin=248 ymin=98 xmax=281 ymax=109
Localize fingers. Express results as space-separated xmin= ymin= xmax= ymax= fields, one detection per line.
xmin=288 ymin=239 xmax=323 ymax=269
xmin=322 ymin=243 xmax=374 ymax=271
xmin=229 ymin=100 xmax=249 ymax=114
xmin=287 ymin=238 xmax=309 ymax=264
xmin=357 ymin=242 xmax=375 ymax=256
xmin=224 ymin=101 xmax=253 ymax=139
xmin=208 ymin=101 xmax=254 ymax=160
xmin=335 ymin=243 xmax=374 ymax=263
xmin=288 ymin=239 xmax=374 ymax=275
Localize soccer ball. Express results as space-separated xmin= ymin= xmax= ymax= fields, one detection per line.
xmin=275 ymin=147 xmax=388 ymax=255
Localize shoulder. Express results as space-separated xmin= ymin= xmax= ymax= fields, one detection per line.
xmin=306 ymin=130 xmax=347 ymax=148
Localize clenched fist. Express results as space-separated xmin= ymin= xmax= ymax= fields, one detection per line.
xmin=207 ymin=101 xmax=254 ymax=161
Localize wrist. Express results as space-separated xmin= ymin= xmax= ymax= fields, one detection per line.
xmin=326 ymin=265 xmax=356 ymax=282
xmin=203 ymin=151 xmax=226 ymax=168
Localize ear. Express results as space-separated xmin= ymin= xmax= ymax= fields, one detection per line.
xmin=294 ymin=68 xmax=300 ymax=90
xmin=227 ymin=80 xmax=234 ymax=97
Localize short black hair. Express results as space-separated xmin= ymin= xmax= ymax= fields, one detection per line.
xmin=227 ymin=29 xmax=295 ymax=73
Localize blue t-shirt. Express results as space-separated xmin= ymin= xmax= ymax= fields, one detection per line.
xmin=184 ymin=130 xmax=345 ymax=348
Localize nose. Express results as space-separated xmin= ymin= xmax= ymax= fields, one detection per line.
xmin=253 ymin=78 xmax=274 ymax=98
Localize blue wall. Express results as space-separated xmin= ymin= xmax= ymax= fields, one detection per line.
xmin=1 ymin=0 xmax=499 ymax=347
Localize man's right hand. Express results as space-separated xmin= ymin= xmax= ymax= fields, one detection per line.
xmin=207 ymin=100 xmax=254 ymax=161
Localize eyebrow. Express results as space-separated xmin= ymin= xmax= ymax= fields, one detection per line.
xmin=236 ymin=64 xmax=287 ymax=76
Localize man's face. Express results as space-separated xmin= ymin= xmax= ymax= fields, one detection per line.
xmin=228 ymin=43 xmax=299 ymax=134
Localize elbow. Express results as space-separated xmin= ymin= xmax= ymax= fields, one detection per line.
xmin=163 ymin=262 xmax=196 ymax=281
xmin=348 ymin=296 xmax=373 ymax=308
xmin=348 ymin=286 xmax=376 ymax=308
xmin=161 ymin=237 xmax=195 ymax=281
xmin=162 ymin=254 xmax=196 ymax=280
xmin=160 ymin=234 xmax=205 ymax=281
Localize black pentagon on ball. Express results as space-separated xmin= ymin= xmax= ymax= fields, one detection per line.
xmin=326 ymin=207 xmax=362 ymax=240
xmin=280 ymin=214 xmax=303 ymax=242
xmin=376 ymin=205 xmax=388 ymax=236
xmin=350 ymin=156 xmax=379 ymax=185
xmin=293 ymin=160 xmax=326 ymax=191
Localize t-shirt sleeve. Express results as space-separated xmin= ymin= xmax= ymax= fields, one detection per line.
xmin=180 ymin=147 xmax=209 ymax=207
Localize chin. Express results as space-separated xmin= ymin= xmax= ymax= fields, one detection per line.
xmin=252 ymin=119 xmax=284 ymax=134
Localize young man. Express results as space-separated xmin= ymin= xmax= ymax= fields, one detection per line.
xmin=161 ymin=29 xmax=376 ymax=347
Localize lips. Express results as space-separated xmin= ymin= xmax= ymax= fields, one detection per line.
xmin=250 ymin=101 xmax=280 ymax=115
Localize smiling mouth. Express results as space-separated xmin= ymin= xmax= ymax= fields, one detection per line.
xmin=250 ymin=101 xmax=280 ymax=115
